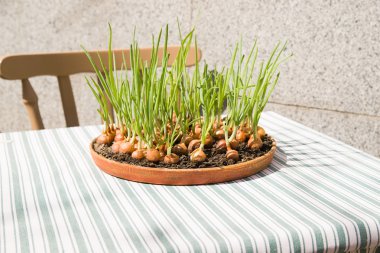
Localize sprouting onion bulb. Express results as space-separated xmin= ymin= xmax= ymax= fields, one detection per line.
xmin=119 ymin=141 xmax=135 ymax=154
xmin=216 ymin=139 xmax=227 ymax=152
xmin=236 ymin=129 xmax=247 ymax=142
xmin=188 ymin=139 xmax=201 ymax=153
xmin=172 ymin=143 xmax=188 ymax=155
xmin=257 ymin=126 xmax=266 ymax=139
xmin=84 ymin=23 xmax=291 ymax=165
xmin=248 ymin=135 xmax=263 ymax=150
xmin=146 ymin=149 xmax=161 ymax=162
xmin=131 ymin=149 xmax=145 ymax=160
xmin=164 ymin=153 xmax=180 ymax=164
xmin=112 ymin=141 xmax=121 ymax=153
xmin=214 ymin=129 xmax=225 ymax=140
xmin=190 ymin=148 xmax=207 ymax=162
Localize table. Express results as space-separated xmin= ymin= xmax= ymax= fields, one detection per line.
xmin=0 ymin=112 xmax=379 ymax=253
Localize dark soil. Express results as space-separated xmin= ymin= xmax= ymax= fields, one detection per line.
xmin=94 ymin=135 xmax=274 ymax=169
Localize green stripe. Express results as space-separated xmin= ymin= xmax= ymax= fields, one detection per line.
xmin=84 ymin=126 xmax=194 ymax=252
xmin=34 ymin=131 xmax=91 ymax=252
xmin=145 ymin=185 xmax=204 ymax=252
xmin=166 ymin=187 xmax=228 ymax=252
xmin=21 ymin=132 xmax=62 ymax=252
xmin=262 ymin=127 xmax=366 ymax=250
xmin=0 ymin=136 xmax=7 ymax=252
xmin=192 ymin=187 xmax=255 ymax=252
xmin=290 ymin=163 xmax=380 ymax=248
xmin=261 ymin=157 xmax=348 ymax=251
xmin=86 ymin=126 xmax=202 ymax=250
xmin=72 ymin=127 xmax=154 ymax=252
xmin=264 ymin=114 xmax=379 ymax=249
xmin=119 ymin=183 xmax=177 ymax=252
xmin=271 ymin=156 xmax=351 ymax=251
xmin=6 ymin=133 xmax=30 ymax=253
xmin=222 ymin=182 xmax=305 ymax=252
xmin=276 ymin=161 xmax=374 ymax=249
xmin=153 ymin=185 xmax=214 ymax=252
xmin=266 ymin=112 xmax=380 ymax=172
xmin=51 ymin=129 xmax=119 ymax=252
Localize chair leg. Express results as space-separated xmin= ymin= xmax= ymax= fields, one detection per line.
xmin=57 ymin=76 xmax=79 ymax=127
xmin=22 ymin=79 xmax=44 ymax=130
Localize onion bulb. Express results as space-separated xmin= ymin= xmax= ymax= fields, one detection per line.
xmin=111 ymin=141 xmax=121 ymax=153
xmin=257 ymin=126 xmax=266 ymax=139
xmin=172 ymin=143 xmax=188 ymax=155
xmin=96 ymin=134 xmax=113 ymax=145
xmin=236 ymin=129 xmax=247 ymax=142
xmin=215 ymin=139 xmax=227 ymax=152
xmin=204 ymin=134 xmax=214 ymax=148
xmin=183 ymin=135 xmax=193 ymax=146
xmin=146 ymin=149 xmax=161 ymax=162
xmin=226 ymin=149 xmax=239 ymax=161
xmin=114 ymin=132 xmax=125 ymax=142
xmin=230 ymin=139 xmax=239 ymax=150
xmin=193 ymin=125 xmax=202 ymax=139
xmin=190 ymin=148 xmax=207 ymax=162
xmin=131 ymin=149 xmax=145 ymax=160
xmin=164 ymin=153 xmax=180 ymax=164
xmin=214 ymin=129 xmax=225 ymax=140
xmin=188 ymin=139 xmax=201 ymax=153
xmin=248 ymin=135 xmax=263 ymax=150
xmin=119 ymin=142 xmax=135 ymax=154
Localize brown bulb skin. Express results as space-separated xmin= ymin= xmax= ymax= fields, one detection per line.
xmin=214 ymin=129 xmax=225 ymax=140
xmin=190 ymin=148 xmax=207 ymax=162
xmin=119 ymin=142 xmax=135 ymax=154
xmin=96 ymin=134 xmax=108 ymax=144
xmin=188 ymin=139 xmax=201 ymax=153
xmin=108 ymin=124 xmax=116 ymax=132
xmin=131 ymin=149 xmax=145 ymax=160
xmin=146 ymin=149 xmax=161 ymax=162
xmin=230 ymin=139 xmax=239 ymax=150
xmin=172 ymin=143 xmax=188 ymax=155
xmin=164 ymin=154 xmax=180 ymax=164
xmin=257 ymin=126 xmax=266 ymax=139
xmin=204 ymin=134 xmax=214 ymax=148
xmin=183 ymin=135 xmax=193 ymax=146
xmin=158 ymin=151 xmax=166 ymax=162
xmin=111 ymin=142 xmax=121 ymax=153
xmin=107 ymin=126 xmax=116 ymax=139
xmin=248 ymin=136 xmax=263 ymax=150
xmin=159 ymin=144 xmax=167 ymax=153
xmin=236 ymin=130 xmax=247 ymax=142
xmin=96 ymin=134 xmax=113 ymax=145
xmin=215 ymin=139 xmax=227 ymax=152
xmin=226 ymin=149 xmax=239 ymax=161
xmin=193 ymin=126 xmax=202 ymax=139
xmin=114 ymin=133 xmax=125 ymax=142
xmin=241 ymin=126 xmax=252 ymax=134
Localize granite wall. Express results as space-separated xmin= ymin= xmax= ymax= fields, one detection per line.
xmin=0 ymin=0 xmax=379 ymax=156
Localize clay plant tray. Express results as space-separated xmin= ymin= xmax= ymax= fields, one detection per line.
xmin=90 ymin=139 xmax=276 ymax=185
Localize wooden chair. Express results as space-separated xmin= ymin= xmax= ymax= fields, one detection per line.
xmin=0 ymin=47 xmax=201 ymax=130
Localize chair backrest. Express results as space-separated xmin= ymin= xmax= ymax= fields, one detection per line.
xmin=0 ymin=46 xmax=201 ymax=130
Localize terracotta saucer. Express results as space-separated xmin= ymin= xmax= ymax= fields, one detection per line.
xmin=90 ymin=138 xmax=276 ymax=185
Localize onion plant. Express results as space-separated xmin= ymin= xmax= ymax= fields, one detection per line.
xmin=85 ymin=24 xmax=291 ymax=165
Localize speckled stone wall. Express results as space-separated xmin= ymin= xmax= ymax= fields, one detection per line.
xmin=0 ymin=0 xmax=379 ymax=157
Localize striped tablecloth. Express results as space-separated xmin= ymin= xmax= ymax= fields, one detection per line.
xmin=0 ymin=112 xmax=379 ymax=253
